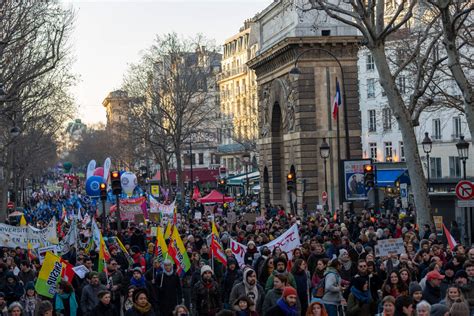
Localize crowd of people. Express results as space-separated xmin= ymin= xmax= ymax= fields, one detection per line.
xmin=0 ymin=183 xmax=473 ymax=316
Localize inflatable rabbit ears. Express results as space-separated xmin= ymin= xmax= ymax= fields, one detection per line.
xmin=86 ymin=157 xmax=111 ymax=182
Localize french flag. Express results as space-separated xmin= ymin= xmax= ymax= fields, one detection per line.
xmin=443 ymin=223 xmax=458 ymax=251
xmin=332 ymin=79 xmax=342 ymax=120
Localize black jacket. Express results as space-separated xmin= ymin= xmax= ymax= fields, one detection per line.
xmin=422 ymin=281 xmax=442 ymax=305
xmin=124 ymin=307 xmax=156 ymax=316
xmin=155 ymin=272 xmax=183 ymax=316
xmin=191 ymin=279 xmax=222 ymax=315
xmin=91 ymin=302 xmax=116 ymax=316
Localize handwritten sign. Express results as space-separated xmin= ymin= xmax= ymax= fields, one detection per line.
xmin=375 ymin=238 xmax=406 ymax=257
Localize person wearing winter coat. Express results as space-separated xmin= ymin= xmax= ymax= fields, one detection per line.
xmin=155 ymin=259 xmax=183 ymax=316
xmin=191 ymin=265 xmax=222 ymax=316
xmin=264 ymin=287 xmax=298 ymax=316
xmin=19 ymin=282 xmax=41 ymax=316
xmin=422 ymin=271 xmax=444 ymax=305
xmin=229 ymin=268 xmax=264 ymax=314
xmin=262 ymin=274 xmax=301 ymax=316
xmin=91 ymin=290 xmax=116 ymax=316
xmin=125 ymin=288 xmax=156 ymax=316
xmin=322 ymin=259 xmax=344 ymax=316
xmin=54 ymin=281 xmax=78 ymax=316
xmin=264 ymin=258 xmax=297 ymax=292
xmin=80 ymin=272 xmax=107 ymax=316
xmin=291 ymin=259 xmax=310 ymax=315
xmin=346 ymin=276 xmax=373 ymax=316
xmin=233 ymin=295 xmax=259 ymax=316
xmin=223 ymin=258 xmax=242 ymax=308
xmin=0 ymin=271 xmax=24 ymax=305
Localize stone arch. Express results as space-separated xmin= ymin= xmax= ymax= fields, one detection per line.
xmin=263 ymin=166 xmax=270 ymax=206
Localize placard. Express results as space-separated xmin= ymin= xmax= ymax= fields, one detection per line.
xmin=375 ymin=238 xmax=406 ymax=257
xmin=194 ymin=212 xmax=202 ymax=220
xmin=149 ymin=213 xmax=160 ymax=223
xmin=433 ymin=216 xmax=443 ymax=232
xmin=227 ymin=211 xmax=237 ymax=223
xmin=243 ymin=213 xmax=257 ymax=223
xmin=255 ymin=216 xmax=265 ymax=229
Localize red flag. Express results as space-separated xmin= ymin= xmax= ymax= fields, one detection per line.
xmin=443 ymin=223 xmax=458 ymax=251
xmin=333 ymin=211 xmax=338 ymax=222
xmin=59 ymin=258 xmax=75 ymax=283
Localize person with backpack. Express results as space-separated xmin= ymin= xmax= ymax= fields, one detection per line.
xmin=322 ymin=259 xmax=344 ymax=316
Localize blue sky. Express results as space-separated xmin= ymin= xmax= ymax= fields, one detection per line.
xmin=68 ymin=0 xmax=271 ymax=124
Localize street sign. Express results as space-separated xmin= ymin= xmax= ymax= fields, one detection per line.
xmin=455 ymin=180 xmax=474 ymax=200
xmin=7 ymin=202 xmax=14 ymax=209
xmin=322 ymin=191 xmax=328 ymax=203
xmin=457 ymin=200 xmax=474 ymax=208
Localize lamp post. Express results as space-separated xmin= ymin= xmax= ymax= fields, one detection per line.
xmin=456 ymin=135 xmax=470 ymax=244
xmin=422 ymin=132 xmax=432 ymax=191
xmin=242 ymin=154 xmax=250 ymax=197
xmin=320 ymin=138 xmax=330 ymax=211
xmin=289 ymin=47 xmax=350 ymax=209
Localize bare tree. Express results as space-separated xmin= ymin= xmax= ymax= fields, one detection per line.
xmin=123 ymin=33 xmax=221 ymax=196
xmin=285 ymin=0 xmax=473 ymax=229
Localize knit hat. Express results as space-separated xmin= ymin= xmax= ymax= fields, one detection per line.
xmin=338 ymin=249 xmax=349 ymax=259
xmin=430 ymin=304 xmax=449 ymax=316
xmin=201 ymin=265 xmax=213 ymax=276
xmin=408 ymin=282 xmax=422 ymax=295
xmin=227 ymin=258 xmax=238 ymax=268
xmin=455 ymin=270 xmax=468 ymax=279
xmin=282 ymin=286 xmax=297 ymax=298
xmin=132 ymin=267 xmax=143 ymax=274
xmin=25 ymin=281 xmax=35 ymax=291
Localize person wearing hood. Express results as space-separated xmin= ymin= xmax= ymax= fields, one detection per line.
xmin=156 ymin=259 xmax=183 ymax=316
xmin=125 ymin=288 xmax=156 ymax=316
xmin=322 ymin=259 xmax=344 ymax=316
xmin=223 ymin=258 xmax=242 ymax=308
xmin=346 ymin=276 xmax=373 ymax=316
xmin=229 ymin=268 xmax=264 ymax=314
xmin=422 ymin=271 xmax=444 ymax=305
xmin=19 ymin=282 xmax=41 ymax=316
xmin=233 ymin=295 xmax=258 ymax=316
xmin=0 ymin=271 xmax=24 ymax=305
xmin=191 ymin=265 xmax=221 ymax=315
xmin=264 ymin=286 xmax=298 ymax=316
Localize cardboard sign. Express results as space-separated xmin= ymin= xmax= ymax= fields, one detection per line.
xmin=227 ymin=211 xmax=237 ymax=223
xmin=72 ymin=265 xmax=89 ymax=279
xmin=149 ymin=213 xmax=160 ymax=223
xmin=375 ymin=238 xmax=406 ymax=257
xmin=134 ymin=214 xmax=146 ymax=225
xmin=243 ymin=213 xmax=257 ymax=223
xmin=194 ymin=212 xmax=202 ymax=220
xmin=433 ymin=216 xmax=443 ymax=232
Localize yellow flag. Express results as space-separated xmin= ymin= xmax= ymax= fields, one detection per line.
xmin=154 ymin=226 xmax=168 ymax=263
xmin=20 ymin=215 xmax=27 ymax=226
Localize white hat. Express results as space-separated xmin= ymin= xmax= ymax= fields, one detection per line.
xmin=201 ymin=265 xmax=213 ymax=276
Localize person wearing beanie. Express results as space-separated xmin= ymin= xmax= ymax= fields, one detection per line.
xmin=229 ymin=268 xmax=264 ymax=314
xmin=0 ymin=271 xmax=24 ymax=305
xmin=192 ymin=264 xmax=221 ymax=315
xmin=223 ymin=258 xmax=242 ymax=308
xmin=19 ymin=281 xmax=41 ymax=316
xmin=346 ymin=276 xmax=374 ymax=316
xmin=265 ymin=287 xmax=298 ymax=316
xmin=409 ymin=281 xmax=424 ymax=308
xmin=81 ymin=272 xmax=106 ymax=316
xmin=244 ymin=241 xmax=258 ymax=266
xmin=429 ymin=303 xmax=449 ymax=316
xmin=337 ymin=248 xmax=354 ymax=283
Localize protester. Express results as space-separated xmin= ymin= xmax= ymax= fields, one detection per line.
xmin=91 ymin=290 xmax=116 ymax=316
xmin=54 ymin=281 xmax=78 ymax=316
xmin=422 ymin=271 xmax=444 ymax=305
xmin=19 ymin=282 xmax=40 ymax=316
xmin=7 ymin=302 xmax=23 ymax=316
xmin=415 ymin=300 xmax=431 ymax=316
xmin=36 ymin=301 xmax=53 ymax=316
xmin=264 ymin=287 xmax=298 ymax=316
xmin=232 ymin=295 xmax=258 ymax=316
xmin=305 ymin=300 xmax=328 ymax=316
xmin=172 ymin=305 xmax=189 ymax=316
xmin=376 ymin=296 xmax=396 ymax=316
xmin=346 ymin=276 xmax=373 ymax=316
xmin=125 ymin=288 xmax=155 ymax=316
xmin=191 ymin=265 xmax=221 ymax=315
xmin=394 ymin=296 xmax=413 ymax=316
xmin=322 ymin=259 xmax=344 ymax=316
xmin=156 ymin=259 xmax=183 ymax=316
xmin=80 ymin=272 xmax=106 ymax=316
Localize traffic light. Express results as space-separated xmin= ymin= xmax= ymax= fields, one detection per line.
xmin=110 ymin=171 xmax=122 ymax=195
xmin=218 ymin=178 xmax=226 ymax=193
xmin=287 ymin=172 xmax=295 ymax=190
xmin=100 ymin=183 xmax=107 ymax=201
xmin=364 ymin=164 xmax=375 ymax=188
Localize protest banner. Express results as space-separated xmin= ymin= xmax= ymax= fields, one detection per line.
xmin=255 ymin=216 xmax=265 ymax=229
xmin=375 ymin=238 xmax=406 ymax=257
xmin=0 ymin=219 xmax=58 ymax=249
xmin=35 ymin=252 xmax=63 ymax=298
xmin=119 ymin=197 xmax=146 ymax=221
xmin=230 ymin=224 xmax=301 ymax=268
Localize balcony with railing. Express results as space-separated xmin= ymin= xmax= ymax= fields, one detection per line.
xmin=217 ymin=65 xmax=247 ymax=82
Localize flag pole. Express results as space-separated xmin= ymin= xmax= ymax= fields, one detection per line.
xmin=335 ymin=77 xmax=343 ymax=214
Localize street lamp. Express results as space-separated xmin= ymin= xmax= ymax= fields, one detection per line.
xmin=242 ymin=154 xmax=251 ymax=196
xmin=422 ymin=132 xmax=432 ymax=190
xmin=289 ymin=47 xmax=350 ymax=209
xmin=456 ymin=135 xmax=469 ymax=180
xmin=320 ymin=138 xmax=330 ymax=210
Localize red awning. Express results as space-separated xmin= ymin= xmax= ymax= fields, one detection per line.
xmin=167 ymin=168 xmax=219 ymax=184
xmin=198 ymin=190 xmax=234 ymax=204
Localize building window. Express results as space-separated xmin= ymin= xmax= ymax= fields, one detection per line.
xmin=399 ymin=142 xmax=405 ymax=161
xmin=382 ymin=108 xmax=392 ymax=131
xmin=384 ymin=142 xmax=393 ymax=162
xmin=198 ymin=153 xmax=204 ymax=165
xmin=397 ymin=76 xmax=406 ymax=94
xmin=449 ymin=156 xmax=461 ymax=178
xmin=369 ymin=142 xmax=377 ymax=161
xmin=432 ymin=119 xmax=442 ymax=140
xmin=368 ymin=110 xmax=377 ymax=132
xmin=191 ymin=153 xmax=196 ymax=165
xmin=430 ymin=157 xmax=442 ymax=178
xmin=367 ymin=79 xmax=376 ymax=98
xmin=366 ymin=54 xmax=375 ymax=71
xmin=453 ymin=116 xmax=462 ymax=139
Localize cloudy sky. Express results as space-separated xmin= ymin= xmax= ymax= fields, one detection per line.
xmin=68 ymin=0 xmax=271 ymax=125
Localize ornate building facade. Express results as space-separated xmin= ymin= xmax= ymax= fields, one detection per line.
xmin=248 ymin=0 xmax=363 ymax=212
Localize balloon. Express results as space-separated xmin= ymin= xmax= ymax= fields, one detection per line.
xmin=93 ymin=167 xmax=104 ymax=178
xmin=85 ymin=176 xmax=104 ymax=198
xmin=63 ymin=162 xmax=72 ymax=173
xmin=120 ymin=172 xmax=137 ymax=197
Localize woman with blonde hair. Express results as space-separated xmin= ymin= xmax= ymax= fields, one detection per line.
xmin=439 ymin=285 xmax=467 ymax=309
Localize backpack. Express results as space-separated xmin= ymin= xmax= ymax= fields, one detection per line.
xmin=312 ymin=275 xmax=327 ymax=298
